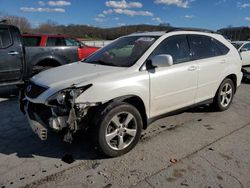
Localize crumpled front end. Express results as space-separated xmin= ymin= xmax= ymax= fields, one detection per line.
xmin=20 ymin=82 xmax=99 ymax=143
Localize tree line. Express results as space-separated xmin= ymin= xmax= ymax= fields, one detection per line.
xmin=32 ymin=22 xmax=172 ymax=40
xmin=0 ymin=13 xmax=170 ymax=40
xmin=218 ymin=27 xmax=250 ymax=41
xmin=1 ymin=13 xmax=249 ymax=41
xmin=0 ymin=14 xmax=171 ymax=40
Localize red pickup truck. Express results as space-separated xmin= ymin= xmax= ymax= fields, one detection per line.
xmin=22 ymin=34 xmax=99 ymax=60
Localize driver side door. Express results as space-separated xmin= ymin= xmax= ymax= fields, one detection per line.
xmin=148 ymin=35 xmax=198 ymax=117
xmin=0 ymin=26 xmax=24 ymax=84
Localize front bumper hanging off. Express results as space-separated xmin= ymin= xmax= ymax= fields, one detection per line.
xmin=19 ymin=88 xmax=100 ymax=142
xmin=19 ymin=88 xmax=47 ymax=140
xmin=24 ymin=102 xmax=48 ymax=140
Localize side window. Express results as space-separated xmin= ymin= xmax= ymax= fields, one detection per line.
xmin=189 ymin=35 xmax=229 ymax=60
xmin=211 ymin=38 xmax=229 ymax=55
xmin=242 ymin=43 xmax=250 ymax=50
xmin=151 ymin=35 xmax=191 ymax=64
xmin=22 ymin=36 xmax=41 ymax=46
xmin=0 ymin=28 xmax=12 ymax=48
xmin=65 ymin=38 xmax=81 ymax=46
xmin=46 ymin=37 xmax=66 ymax=46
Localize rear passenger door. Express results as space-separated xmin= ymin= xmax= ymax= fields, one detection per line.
xmin=149 ymin=35 xmax=198 ymax=117
xmin=188 ymin=35 xmax=230 ymax=103
xmin=0 ymin=26 xmax=23 ymax=83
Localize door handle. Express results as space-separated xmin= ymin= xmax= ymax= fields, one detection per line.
xmin=188 ymin=65 xmax=197 ymax=71
xmin=8 ymin=51 xmax=19 ymax=56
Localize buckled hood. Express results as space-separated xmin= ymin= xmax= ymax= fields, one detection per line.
xmin=31 ymin=62 xmax=123 ymax=88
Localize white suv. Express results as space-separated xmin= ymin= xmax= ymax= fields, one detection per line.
xmin=232 ymin=41 xmax=250 ymax=66
xmin=21 ymin=29 xmax=243 ymax=157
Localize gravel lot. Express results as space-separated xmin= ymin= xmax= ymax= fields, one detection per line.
xmin=0 ymin=83 xmax=250 ymax=188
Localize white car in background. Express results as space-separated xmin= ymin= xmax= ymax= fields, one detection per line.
xmin=21 ymin=29 xmax=243 ymax=157
xmin=232 ymin=41 xmax=250 ymax=66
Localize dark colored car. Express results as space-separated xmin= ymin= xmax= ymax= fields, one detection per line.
xmin=0 ymin=24 xmax=99 ymax=86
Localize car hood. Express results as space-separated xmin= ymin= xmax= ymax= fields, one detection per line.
xmin=31 ymin=62 xmax=124 ymax=88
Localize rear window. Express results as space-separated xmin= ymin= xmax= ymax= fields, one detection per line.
xmin=46 ymin=37 xmax=66 ymax=46
xmin=22 ymin=36 xmax=41 ymax=46
xmin=0 ymin=28 xmax=12 ymax=48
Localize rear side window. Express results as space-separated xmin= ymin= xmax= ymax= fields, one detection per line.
xmin=151 ymin=35 xmax=191 ymax=64
xmin=188 ymin=35 xmax=229 ymax=60
xmin=0 ymin=28 xmax=12 ymax=48
xmin=46 ymin=37 xmax=66 ymax=46
xmin=211 ymin=38 xmax=230 ymax=55
xmin=23 ymin=36 xmax=41 ymax=46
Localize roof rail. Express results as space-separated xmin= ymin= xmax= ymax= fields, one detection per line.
xmin=166 ymin=27 xmax=216 ymax=33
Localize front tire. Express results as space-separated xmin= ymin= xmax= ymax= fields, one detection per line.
xmin=213 ymin=78 xmax=235 ymax=111
xmin=93 ymin=102 xmax=142 ymax=157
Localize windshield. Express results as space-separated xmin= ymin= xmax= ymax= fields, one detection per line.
xmin=83 ymin=36 xmax=158 ymax=67
xmin=232 ymin=42 xmax=243 ymax=49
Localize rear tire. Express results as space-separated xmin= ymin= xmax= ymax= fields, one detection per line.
xmin=92 ymin=102 xmax=142 ymax=157
xmin=213 ymin=78 xmax=235 ymax=111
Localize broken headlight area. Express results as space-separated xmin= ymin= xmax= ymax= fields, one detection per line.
xmin=47 ymin=84 xmax=92 ymax=107
xmin=27 ymin=84 xmax=99 ymax=143
xmin=47 ymin=85 xmax=93 ymax=129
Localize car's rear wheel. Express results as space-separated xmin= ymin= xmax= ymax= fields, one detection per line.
xmin=93 ymin=102 xmax=142 ymax=157
xmin=213 ymin=78 xmax=235 ymax=111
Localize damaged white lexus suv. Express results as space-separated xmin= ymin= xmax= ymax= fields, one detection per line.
xmin=20 ymin=28 xmax=243 ymax=157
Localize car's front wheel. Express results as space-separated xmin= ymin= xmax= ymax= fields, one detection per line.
xmin=93 ymin=102 xmax=142 ymax=157
xmin=213 ymin=78 xmax=235 ymax=111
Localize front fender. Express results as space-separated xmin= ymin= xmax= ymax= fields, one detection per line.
xmin=75 ymin=72 xmax=150 ymax=117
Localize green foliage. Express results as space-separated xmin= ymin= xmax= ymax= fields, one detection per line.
xmin=31 ymin=24 xmax=172 ymax=40
xmin=218 ymin=27 xmax=250 ymax=41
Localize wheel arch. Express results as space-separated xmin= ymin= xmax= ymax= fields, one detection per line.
xmin=215 ymin=74 xmax=237 ymax=97
xmin=105 ymin=95 xmax=148 ymax=130
xmin=35 ymin=58 xmax=61 ymax=67
xmin=225 ymin=74 xmax=237 ymax=93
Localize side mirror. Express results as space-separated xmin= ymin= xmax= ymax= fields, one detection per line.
xmin=240 ymin=48 xmax=248 ymax=52
xmin=151 ymin=54 xmax=173 ymax=68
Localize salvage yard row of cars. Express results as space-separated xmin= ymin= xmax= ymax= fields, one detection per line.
xmin=0 ymin=23 xmax=249 ymax=157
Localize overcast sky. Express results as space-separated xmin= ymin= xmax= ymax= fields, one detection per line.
xmin=0 ymin=0 xmax=250 ymax=29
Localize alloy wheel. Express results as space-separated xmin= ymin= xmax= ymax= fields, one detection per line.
xmin=105 ymin=112 xmax=137 ymax=150
xmin=220 ymin=83 xmax=233 ymax=108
